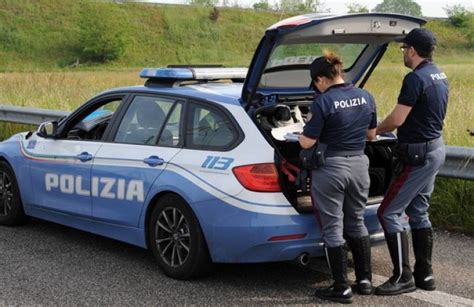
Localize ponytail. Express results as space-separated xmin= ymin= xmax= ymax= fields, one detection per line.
xmin=309 ymin=51 xmax=344 ymax=81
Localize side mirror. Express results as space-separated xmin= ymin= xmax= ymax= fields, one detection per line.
xmin=37 ymin=121 xmax=58 ymax=138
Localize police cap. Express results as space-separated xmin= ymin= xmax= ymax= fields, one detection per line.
xmin=396 ymin=28 xmax=436 ymax=55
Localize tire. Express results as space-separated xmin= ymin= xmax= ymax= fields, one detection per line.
xmin=0 ymin=161 xmax=28 ymax=226
xmin=148 ymin=194 xmax=212 ymax=279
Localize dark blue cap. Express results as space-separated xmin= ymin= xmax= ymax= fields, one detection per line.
xmin=396 ymin=28 xmax=436 ymax=54
xmin=309 ymin=56 xmax=331 ymax=80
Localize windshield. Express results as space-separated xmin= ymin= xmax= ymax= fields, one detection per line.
xmin=261 ymin=43 xmax=367 ymax=88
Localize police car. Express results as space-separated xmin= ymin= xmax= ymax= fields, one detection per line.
xmin=0 ymin=13 xmax=423 ymax=279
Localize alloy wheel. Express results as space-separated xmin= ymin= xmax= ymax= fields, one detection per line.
xmin=0 ymin=171 xmax=13 ymax=217
xmin=155 ymin=207 xmax=191 ymax=267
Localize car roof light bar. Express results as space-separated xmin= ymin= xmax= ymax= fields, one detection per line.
xmin=140 ymin=67 xmax=248 ymax=81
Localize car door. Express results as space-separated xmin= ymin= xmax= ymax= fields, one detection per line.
xmin=241 ymin=13 xmax=426 ymax=107
xmin=27 ymin=95 xmax=125 ymax=217
xmin=91 ymin=94 xmax=183 ymax=226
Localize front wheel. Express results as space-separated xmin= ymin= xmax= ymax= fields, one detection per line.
xmin=148 ymin=194 xmax=212 ymax=279
xmin=0 ymin=161 xmax=27 ymax=226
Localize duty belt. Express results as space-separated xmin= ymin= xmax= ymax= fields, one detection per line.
xmin=398 ymin=137 xmax=443 ymax=153
xmin=325 ymin=149 xmax=365 ymax=158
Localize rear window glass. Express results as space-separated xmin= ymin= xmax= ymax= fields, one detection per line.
xmin=267 ymin=43 xmax=366 ymax=70
xmin=261 ymin=43 xmax=366 ymax=88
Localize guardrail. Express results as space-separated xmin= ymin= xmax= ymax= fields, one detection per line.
xmin=439 ymin=146 xmax=473 ymax=180
xmin=0 ymin=105 xmax=473 ymax=180
xmin=0 ymin=105 xmax=69 ymax=125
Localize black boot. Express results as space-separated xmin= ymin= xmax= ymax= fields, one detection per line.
xmin=314 ymin=245 xmax=353 ymax=304
xmin=375 ymin=231 xmax=416 ymax=296
xmin=347 ymin=235 xmax=372 ymax=295
xmin=412 ymin=228 xmax=436 ymax=290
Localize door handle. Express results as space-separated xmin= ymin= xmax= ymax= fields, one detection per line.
xmin=75 ymin=152 xmax=93 ymax=162
xmin=143 ymin=155 xmax=165 ymax=167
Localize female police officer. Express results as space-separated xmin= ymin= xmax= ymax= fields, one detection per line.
xmin=299 ymin=52 xmax=377 ymax=304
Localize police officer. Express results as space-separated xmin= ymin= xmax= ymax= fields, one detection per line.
xmin=299 ymin=53 xmax=377 ymax=304
xmin=375 ymin=28 xmax=448 ymax=295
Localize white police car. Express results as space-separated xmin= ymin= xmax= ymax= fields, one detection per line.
xmin=0 ymin=13 xmax=423 ymax=279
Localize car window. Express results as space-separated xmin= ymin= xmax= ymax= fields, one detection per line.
xmin=115 ymin=96 xmax=175 ymax=145
xmin=267 ymin=43 xmax=366 ymax=70
xmin=186 ymin=103 xmax=238 ymax=150
xmin=158 ymin=102 xmax=183 ymax=147
xmin=261 ymin=43 xmax=367 ymax=88
xmin=66 ymin=99 xmax=122 ymax=141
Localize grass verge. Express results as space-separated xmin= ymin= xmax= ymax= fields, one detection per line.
xmin=431 ymin=178 xmax=474 ymax=235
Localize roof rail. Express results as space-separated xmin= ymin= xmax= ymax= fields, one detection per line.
xmin=140 ymin=65 xmax=248 ymax=87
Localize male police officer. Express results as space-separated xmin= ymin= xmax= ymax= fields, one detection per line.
xmin=375 ymin=28 xmax=448 ymax=295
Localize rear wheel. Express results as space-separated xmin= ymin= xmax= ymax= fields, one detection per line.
xmin=149 ymin=194 xmax=212 ymax=279
xmin=0 ymin=161 xmax=27 ymax=226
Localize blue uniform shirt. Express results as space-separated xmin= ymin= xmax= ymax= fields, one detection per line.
xmin=397 ymin=60 xmax=448 ymax=143
xmin=303 ymin=83 xmax=377 ymax=152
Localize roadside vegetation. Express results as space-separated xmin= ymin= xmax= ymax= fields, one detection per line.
xmin=0 ymin=1 xmax=472 ymax=234
xmin=0 ymin=1 xmax=473 ymax=70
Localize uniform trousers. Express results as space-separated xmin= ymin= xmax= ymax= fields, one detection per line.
xmin=377 ymin=141 xmax=445 ymax=233
xmin=311 ymin=155 xmax=370 ymax=247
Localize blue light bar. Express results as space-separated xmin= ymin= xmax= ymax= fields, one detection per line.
xmin=140 ymin=68 xmax=194 ymax=80
xmin=140 ymin=67 xmax=247 ymax=81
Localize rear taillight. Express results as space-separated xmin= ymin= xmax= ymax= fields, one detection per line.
xmin=232 ymin=163 xmax=281 ymax=192
xmin=268 ymin=233 xmax=307 ymax=241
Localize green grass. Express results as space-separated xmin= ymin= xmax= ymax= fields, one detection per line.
xmin=0 ymin=1 xmax=285 ymax=71
xmin=364 ymin=62 xmax=474 ymax=148
xmin=0 ymin=1 xmax=472 ymax=235
xmin=431 ymin=178 xmax=474 ymax=235
xmin=0 ymin=1 xmax=472 ymax=71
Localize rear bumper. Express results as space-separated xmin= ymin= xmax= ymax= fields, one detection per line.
xmin=194 ymin=198 xmax=384 ymax=263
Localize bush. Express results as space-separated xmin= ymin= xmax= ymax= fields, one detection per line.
xmin=190 ymin=0 xmax=217 ymax=7
xmin=77 ymin=3 xmax=127 ymax=63
xmin=253 ymin=1 xmax=271 ymax=11
xmin=209 ymin=7 xmax=220 ymax=22
xmin=444 ymin=4 xmax=471 ymax=28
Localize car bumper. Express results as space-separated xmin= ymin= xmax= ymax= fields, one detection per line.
xmin=194 ymin=198 xmax=384 ymax=263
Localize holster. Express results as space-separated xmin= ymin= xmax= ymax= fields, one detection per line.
xmin=299 ymin=144 xmax=326 ymax=169
xmin=396 ymin=143 xmax=427 ymax=166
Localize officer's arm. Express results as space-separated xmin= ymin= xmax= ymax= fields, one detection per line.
xmin=376 ymin=104 xmax=413 ymax=135
xmin=367 ymin=128 xmax=376 ymax=141
xmin=299 ymin=134 xmax=318 ymax=149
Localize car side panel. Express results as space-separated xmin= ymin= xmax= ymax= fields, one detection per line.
xmin=22 ymin=135 xmax=103 ymax=217
xmin=0 ymin=134 xmax=35 ymax=209
xmin=27 ymin=205 xmax=147 ymax=248
xmin=91 ymin=143 xmax=181 ymax=226
xmin=137 ymin=103 xmax=282 ymax=229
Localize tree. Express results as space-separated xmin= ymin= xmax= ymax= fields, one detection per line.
xmin=254 ymin=0 xmax=271 ymax=11
xmin=278 ymin=0 xmax=326 ymax=13
xmin=372 ymin=0 xmax=422 ymax=17
xmin=190 ymin=0 xmax=217 ymax=7
xmin=444 ymin=5 xmax=474 ymax=47
xmin=444 ymin=4 xmax=472 ymax=28
xmin=347 ymin=3 xmax=369 ymax=13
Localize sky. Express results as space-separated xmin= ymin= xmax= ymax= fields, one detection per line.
xmin=139 ymin=0 xmax=474 ymax=17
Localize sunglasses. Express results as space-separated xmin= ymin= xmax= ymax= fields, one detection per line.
xmin=400 ymin=45 xmax=411 ymax=52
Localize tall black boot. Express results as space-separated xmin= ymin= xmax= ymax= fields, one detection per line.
xmin=412 ymin=227 xmax=436 ymax=290
xmin=347 ymin=235 xmax=372 ymax=295
xmin=375 ymin=231 xmax=416 ymax=295
xmin=314 ymin=245 xmax=353 ymax=304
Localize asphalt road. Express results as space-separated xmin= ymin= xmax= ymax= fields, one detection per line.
xmin=0 ymin=219 xmax=473 ymax=306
